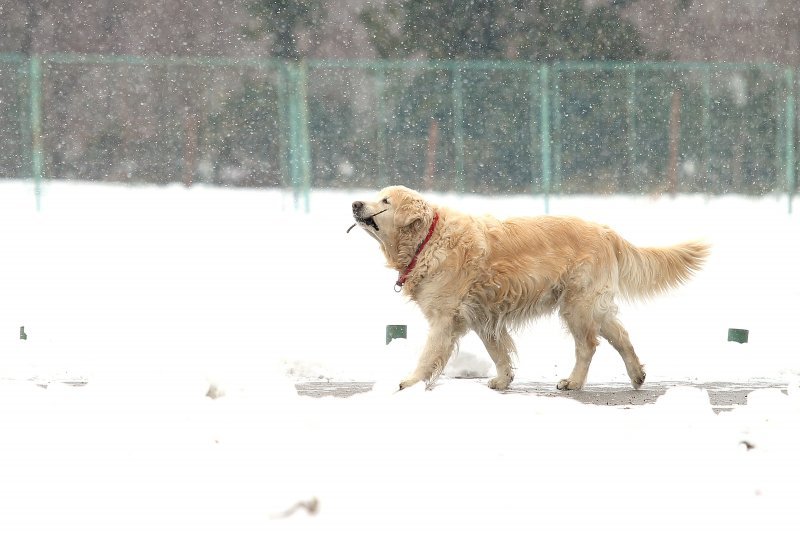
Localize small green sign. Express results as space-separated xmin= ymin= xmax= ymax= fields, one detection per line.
xmin=727 ymin=328 xmax=748 ymax=344
xmin=386 ymin=325 xmax=407 ymax=345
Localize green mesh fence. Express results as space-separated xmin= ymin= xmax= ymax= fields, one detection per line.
xmin=1 ymin=55 xmax=797 ymax=209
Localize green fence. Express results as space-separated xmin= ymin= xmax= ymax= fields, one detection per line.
xmin=1 ymin=54 xmax=797 ymax=211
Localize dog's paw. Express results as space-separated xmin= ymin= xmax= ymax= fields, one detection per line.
xmin=556 ymin=378 xmax=583 ymax=391
xmin=488 ymin=376 xmax=512 ymax=391
xmin=630 ymin=367 xmax=646 ymax=389
xmin=398 ymin=377 xmax=420 ymax=391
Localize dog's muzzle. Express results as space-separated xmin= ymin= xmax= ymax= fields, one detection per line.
xmin=348 ymin=202 xmax=386 ymax=233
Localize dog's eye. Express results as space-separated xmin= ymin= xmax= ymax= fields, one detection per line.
xmin=382 ymin=198 xmax=390 ymax=205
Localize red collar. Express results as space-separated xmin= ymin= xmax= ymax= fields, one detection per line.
xmin=395 ymin=212 xmax=440 ymax=292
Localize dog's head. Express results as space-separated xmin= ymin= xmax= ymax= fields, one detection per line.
xmin=350 ymin=185 xmax=436 ymax=268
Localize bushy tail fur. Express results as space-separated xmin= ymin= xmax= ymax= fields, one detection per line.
xmin=614 ymin=237 xmax=709 ymax=300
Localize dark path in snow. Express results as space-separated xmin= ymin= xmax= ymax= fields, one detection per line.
xmin=295 ymin=379 xmax=788 ymax=413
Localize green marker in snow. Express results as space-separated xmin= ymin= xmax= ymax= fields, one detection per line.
xmin=386 ymin=325 xmax=407 ymax=345
xmin=727 ymin=328 xmax=748 ymax=344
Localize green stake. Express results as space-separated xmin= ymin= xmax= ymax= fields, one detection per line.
xmin=727 ymin=328 xmax=748 ymax=344
xmin=386 ymin=325 xmax=407 ymax=345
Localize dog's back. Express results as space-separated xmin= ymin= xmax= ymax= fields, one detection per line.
xmin=483 ymin=214 xmax=708 ymax=304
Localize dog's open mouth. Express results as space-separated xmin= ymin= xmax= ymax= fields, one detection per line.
xmin=347 ymin=208 xmax=387 ymax=233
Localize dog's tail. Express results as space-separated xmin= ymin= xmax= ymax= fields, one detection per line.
xmin=614 ymin=236 xmax=709 ymax=300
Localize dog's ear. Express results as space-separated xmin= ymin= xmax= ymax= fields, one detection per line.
xmin=394 ymin=202 xmax=422 ymax=228
xmin=393 ymin=199 xmax=425 ymax=229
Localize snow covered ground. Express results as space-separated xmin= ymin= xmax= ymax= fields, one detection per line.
xmin=1 ymin=180 xmax=798 ymax=531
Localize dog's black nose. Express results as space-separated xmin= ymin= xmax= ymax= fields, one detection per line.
xmin=352 ymin=201 xmax=364 ymax=213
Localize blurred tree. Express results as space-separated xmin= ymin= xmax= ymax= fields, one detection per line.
xmin=360 ymin=0 xmax=518 ymax=59
xmin=360 ymin=0 xmax=652 ymax=61
xmin=19 ymin=0 xmax=49 ymax=55
xmin=246 ymin=0 xmax=325 ymax=59
xmin=518 ymin=0 xmax=650 ymax=61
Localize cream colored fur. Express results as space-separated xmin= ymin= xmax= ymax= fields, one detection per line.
xmin=351 ymin=186 xmax=709 ymax=391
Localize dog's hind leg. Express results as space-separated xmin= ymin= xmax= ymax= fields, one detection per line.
xmin=399 ymin=317 xmax=465 ymax=391
xmin=558 ymin=300 xmax=600 ymax=391
xmin=599 ymin=315 xmax=646 ymax=389
xmin=477 ymin=328 xmax=516 ymax=391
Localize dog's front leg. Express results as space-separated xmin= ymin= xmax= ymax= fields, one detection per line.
xmin=399 ymin=317 xmax=462 ymax=391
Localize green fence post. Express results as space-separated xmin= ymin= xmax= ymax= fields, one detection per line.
xmin=28 ymin=55 xmax=44 ymax=211
xmin=786 ymin=68 xmax=796 ymax=214
xmin=284 ymin=62 xmax=312 ymax=212
xmin=539 ymin=64 xmax=551 ymax=214
xmin=297 ymin=62 xmax=311 ymax=213
xmin=451 ymin=65 xmax=465 ymax=192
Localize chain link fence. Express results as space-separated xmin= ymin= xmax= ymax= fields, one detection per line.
xmin=1 ymin=54 xmax=797 ymax=209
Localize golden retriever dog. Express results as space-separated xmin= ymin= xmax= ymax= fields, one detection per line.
xmin=350 ymin=186 xmax=709 ymax=392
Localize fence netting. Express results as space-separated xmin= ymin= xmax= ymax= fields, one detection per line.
xmin=1 ymin=55 xmax=796 ymax=196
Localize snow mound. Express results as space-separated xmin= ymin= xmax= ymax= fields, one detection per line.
xmin=444 ymin=349 xmax=492 ymax=378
